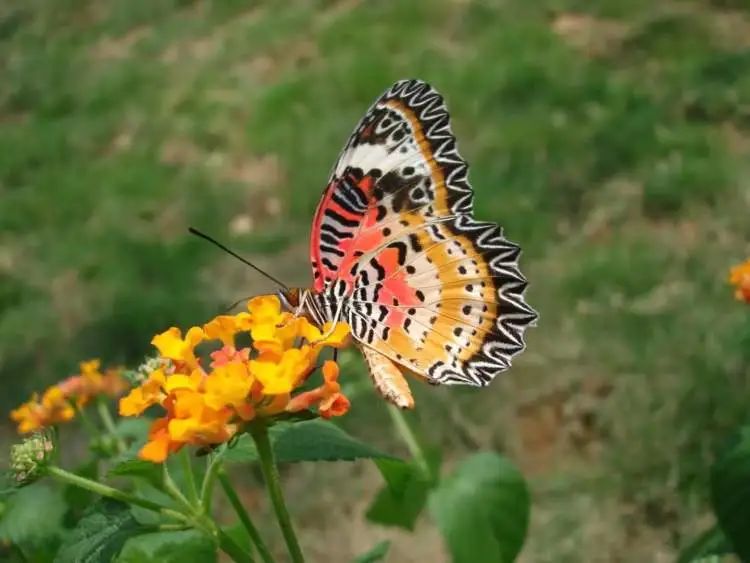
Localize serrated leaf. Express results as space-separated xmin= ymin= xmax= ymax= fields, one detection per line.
xmin=353 ymin=540 xmax=391 ymax=562
xmin=428 ymin=452 xmax=529 ymax=563
xmin=226 ymin=420 xmax=393 ymax=464
xmin=274 ymin=419 xmax=391 ymax=462
xmin=0 ymin=482 xmax=66 ymax=560
xmin=711 ymin=425 xmax=750 ymax=560
xmin=55 ymin=499 xmax=147 ymax=563
xmin=118 ymin=530 xmax=217 ymax=563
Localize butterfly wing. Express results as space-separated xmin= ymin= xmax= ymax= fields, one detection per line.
xmin=309 ymin=79 xmax=536 ymax=387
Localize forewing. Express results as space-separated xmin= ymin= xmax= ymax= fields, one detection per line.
xmin=309 ymin=79 xmax=472 ymax=292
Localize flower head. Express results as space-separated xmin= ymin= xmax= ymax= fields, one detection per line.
xmin=730 ymin=259 xmax=750 ymax=304
xmin=10 ymin=431 xmax=55 ymax=485
xmin=120 ymin=295 xmax=351 ymax=462
xmin=10 ymin=360 xmax=127 ymax=434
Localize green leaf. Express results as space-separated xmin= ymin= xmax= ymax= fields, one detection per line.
xmin=268 ymin=409 xmax=318 ymax=424
xmin=55 ymin=499 xmax=147 ymax=563
xmin=274 ymin=419 xmax=391 ymax=462
xmin=118 ymin=530 xmax=217 ymax=563
xmin=108 ymin=458 xmax=162 ymax=488
xmin=428 ymin=452 xmax=530 ymax=563
xmin=353 ymin=540 xmax=391 ymax=562
xmin=677 ymin=524 xmax=733 ymax=563
xmin=114 ymin=418 xmax=152 ymax=440
xmin=226 ymin=420 xmax=393 ymax=464
xmin=711 ymin=425 xmax=750 ymax=560
xmin=0 ymin=482 xmax=66 ymax=561
xmin=366 ymin=453 xmax=440 ymax=530
xmin=63 ymin=460 xmax=100 ymax=523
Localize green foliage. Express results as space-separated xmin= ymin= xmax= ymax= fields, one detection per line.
xmin=353 ymin=540 xmax=391 ymax=563
xmin=55 ymin=499 xmax=147 ymax=563
xmin=108 ymin=458 xmax=162 ymax=488
xmin=677 ymin=525 xmax=732 ymax=563
xmin=118 ymin=530 xmax=217 ymax=563
xmin=367 ymin=454 xmax=440 ymax=530
xmin=225 ymin=419 xmax=392 ymax=464
xmin=710 ymin=425 xmax=750 ymax=560
xmin=428 ymin=453 xmax=530 ymax=563
xmin=0 ymin=483 xmax=66 ymax=561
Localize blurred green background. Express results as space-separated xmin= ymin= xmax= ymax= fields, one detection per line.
xmin=2 ymin=0 xmax=750 ymax=560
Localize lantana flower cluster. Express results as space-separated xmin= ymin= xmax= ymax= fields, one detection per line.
xmin=11 ymin=360 xmax=127 ymax=434
xmin=730 ymin=259 xmax=750 ymax=304
xmin=119 ymin=295 xmax=350 ymax=463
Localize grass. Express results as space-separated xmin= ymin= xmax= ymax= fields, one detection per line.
xmin=2 ymin=0 xmax=750 ymax=560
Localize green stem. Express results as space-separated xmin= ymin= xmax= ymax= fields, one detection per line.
xmin=163 ymin=463 xmax=196 ymax=513
xmin=180 ymin=448 xmax=200 ymax=506
xmin=46 ymin=465 xmax=187 ymax=523
xmin=200 ymin=448 xmax=225 ymax=513
xmin=74 ymin=403 xmax=102 ymax=440
xmin=218 ymin=526 xmax=255 ymax=563
xmin=218 ymin=469 xmax=275 ymax=563
xmin=250 ymin=421 xmax=304 ymax=563
xmin=96 ymin=399 xmax=126 ymax=453
xmin=387 ymin=405 xmax=432 ymax=479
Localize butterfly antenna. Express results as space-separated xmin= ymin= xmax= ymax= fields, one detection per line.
xmin=188 ymin=227 xmax=290 ymax=291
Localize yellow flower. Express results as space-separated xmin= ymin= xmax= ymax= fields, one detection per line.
xmin=729 ymin=259 xmax=750 ymax=304
xmin=250 ymin=347 xmax=316 ymax=395
xmin=120 ymin=295 xmax=353 ymax=462
xmin=119 ymin=368 xmax=166 ymax=416
xmin=203 ymin=362 xmax=254 ymax=411
xmin=151 ymin=326 xmax=204 ymax=369
xmin=203 ymin=315 xmax=241 ymax=347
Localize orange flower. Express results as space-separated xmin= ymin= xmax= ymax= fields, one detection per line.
xmin=120 ymin=295 xmax=352 ymax=462
xmin=10 ymin=359 xmax=128 ymax=434
xmin=730 ymin=259 xmax=750 ymax=303
xmin=10 ymin=391 xmax=75 ymax=434
xmin=286 ymin=361 xmax=350 ymax=419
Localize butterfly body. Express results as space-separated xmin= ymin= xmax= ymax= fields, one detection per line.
xmin=281 ymin=79 xmax=537 ymax=407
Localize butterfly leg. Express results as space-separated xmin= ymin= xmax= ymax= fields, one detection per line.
xmin=359 ymin=345 xmax=415 ymax=409
xmin=311 ymin=299 xmax=346 ymax=343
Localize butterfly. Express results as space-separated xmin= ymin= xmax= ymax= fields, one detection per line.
xmin=276 ymin=79 xmax=537 ymax=408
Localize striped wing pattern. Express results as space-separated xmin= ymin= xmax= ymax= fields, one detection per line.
xmin=308 ymin=79 xmax=537 ymax=386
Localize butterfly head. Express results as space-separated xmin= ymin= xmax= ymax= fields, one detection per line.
xmin=276 ymin=287 xmax=324 ymax=327
xmin=277 ymin=287 xmax=301 ymax=312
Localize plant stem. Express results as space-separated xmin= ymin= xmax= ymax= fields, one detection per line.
xmin=200 ymin=448 xmax=225 ymax=513
xmin=180 ymin=448 xmax=200 ymax=506
xmin=218 ymin=468 xmax=275 ymax=563
xmin=96 ymin=399 xmax=126 ymax=453
xmin=218 ymin=526 xmax=255 ymax=563
xmin=163 ymin=462 xmax=196 ymax=513
xmin=74 ymin=403 xmax=102 ymax=440
xmin=387 ymin=405 xmax=432 ymax=479
xmin=46 ymin=465 xmax=187 ymax=523
xmin=250 ymin=421 xmax=305 ymax=563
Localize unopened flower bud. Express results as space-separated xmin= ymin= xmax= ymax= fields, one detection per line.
xmin=10 ymin=432 xmax=54 ymax=486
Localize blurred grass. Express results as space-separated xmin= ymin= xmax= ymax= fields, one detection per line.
xmin=2 ymin=0 xmax=750 ymax=560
